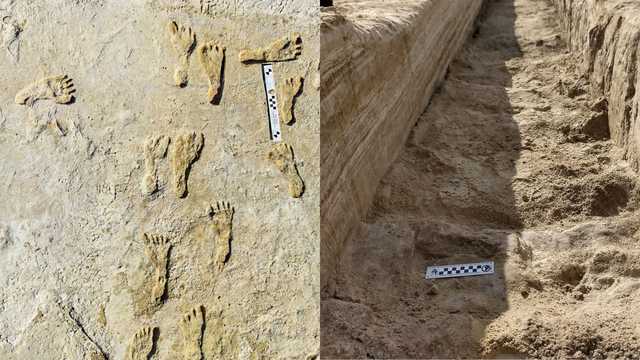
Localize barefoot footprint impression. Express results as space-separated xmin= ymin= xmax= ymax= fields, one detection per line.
xmin=15 ymin=74 xmax=76 ymax=106
xmin=268 ymin=142 xmax=305 ymax=198
xmin=170 ymin=131 xmax=204 ymax=198
xmin=208 ymin=201 xmax=234 ymax=271
xmin=141 ymin=135 xmax=171 ymax=195
xmin=168 ymin=21 xmax=196 ymax=87
xmin=143 ymin=233 xmax=171 ymax=307
xmin=126 ymin=326 xmax=156 ymax=360
xmin=239 ymin=32 xmax=302 ymax=63
xmin=197 ymin=40 xmax=225 ymax=104
xmin=179 ymin=305 xmax=205 ymax=360
xmin=279 ymin=76 xmax=304 ymax=125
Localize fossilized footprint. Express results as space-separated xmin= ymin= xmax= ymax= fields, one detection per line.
xmin=126 ymin=326 xmax=156 ymax=360
xmin=143 ymin=233 xmax=171 ymax=306
xmin=197 ymin=40 xmax=225 ymax=104
xmin=268 ymin=142 xmax=304 ymax=198
xmin=239 ymin=33 xmax=302 ymax=63
xmin=179 ymin=305 xmax=204 ymax=360
xmin=141 ymin=135 xmax=170 ymax=195
xmin=208 ymin=201 xmax=234 ymax=271
xmin=278 ymin=76 xmax=304 ymax=125
xmin=170 ymin=132 xmax=204 ymax=198
xmin=15 ymin=75 xmax=75 ymax=106
xmin=168 ymin=21 xmax=196 ymax=87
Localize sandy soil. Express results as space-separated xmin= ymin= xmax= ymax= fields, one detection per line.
xmin=0 ymin=1 xmax=319 ymax=358
xmin=321 ymin=0 xmax=640 ymax=358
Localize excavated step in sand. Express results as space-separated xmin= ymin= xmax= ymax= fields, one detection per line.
xmin=321 ymin=0 xmax=640 ymax=358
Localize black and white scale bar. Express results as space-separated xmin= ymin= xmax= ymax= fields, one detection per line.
xmin=261 ymin=64 xmax=282 ymax=142
xmin=425 ymin=261 xmax=494 ymax=279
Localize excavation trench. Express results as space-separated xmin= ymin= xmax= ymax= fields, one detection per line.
xmin=322 ymin=0 xmax=640 ymax=358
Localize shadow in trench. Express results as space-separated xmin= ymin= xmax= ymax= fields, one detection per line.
xmin=321 ymin=0 xmax=524 ymax=358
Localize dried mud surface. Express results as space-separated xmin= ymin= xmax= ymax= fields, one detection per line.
xmin=321 ymin=0 xmax=640 ymax=358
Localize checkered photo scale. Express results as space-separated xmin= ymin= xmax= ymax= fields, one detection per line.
xmin=425 ymin=261 xmax=494 ymax=279
xmin=261 ymin=64 xmax=282 ymax=142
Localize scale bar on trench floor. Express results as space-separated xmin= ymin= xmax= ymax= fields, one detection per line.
xmin=426 ymin=261 xmax=495 ymax=279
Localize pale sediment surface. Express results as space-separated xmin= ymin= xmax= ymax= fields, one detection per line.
xmin=0 ymin=0 xmax=319 ymax=358
xmin=322 ymin=0 xmax=640 ymax=358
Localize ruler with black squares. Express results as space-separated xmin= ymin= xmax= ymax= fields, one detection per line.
xmin=261 ymin=64 xmax=282 ymax=142
xmin=425 ymin=261 xmax=495 ymax=279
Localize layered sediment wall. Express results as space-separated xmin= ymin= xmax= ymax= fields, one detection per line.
xmin=550 ymin=0 xmax=640 ymax=168
xmin=320 ymin=0 xmax=484 ymax=294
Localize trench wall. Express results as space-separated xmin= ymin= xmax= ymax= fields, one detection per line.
xmin=320 ymin=0 xmax=484 ymax=294
xmin=550 ymin=0 xmax=640 ymax=168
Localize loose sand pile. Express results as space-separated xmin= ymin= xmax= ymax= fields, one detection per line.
xmin=321 ymin=0 xmax=640 ymax=358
